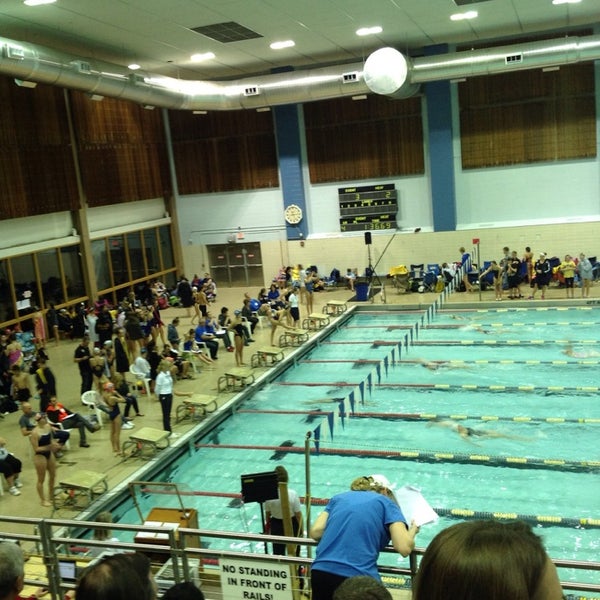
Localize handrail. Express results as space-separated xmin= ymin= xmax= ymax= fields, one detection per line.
xmin=1 ymin=515 xmax=598 ymax=599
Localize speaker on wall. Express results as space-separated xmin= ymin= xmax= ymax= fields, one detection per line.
xmin=364 ymin=231 xmax=372 ymax=245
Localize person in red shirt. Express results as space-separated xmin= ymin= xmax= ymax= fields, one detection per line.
xmin=45 ymin=395 xmax=98 ymax=448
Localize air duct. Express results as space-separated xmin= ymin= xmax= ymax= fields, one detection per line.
xmin=0 ymin=36 xmax=369 ymax=110
xmin=1 ymin=33 xmax=600 ymax=110
xmin=409 ymin=35 xmax=600 ymax=84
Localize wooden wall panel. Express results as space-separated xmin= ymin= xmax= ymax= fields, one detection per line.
xmin=70 ymin=92 xmax=171 ymax=206
xmin=0 ymin=78 xmax=79 ymax=220
xmin=459 ymin=63 xmax=596 ymax=169
xmin=169 ymin=109 xmax=279 ymax=194
xmin=304 ymin=95 xmax=424 ymax=183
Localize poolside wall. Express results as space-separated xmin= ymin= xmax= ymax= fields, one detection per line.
xmin=182 ymin=220 xmax=600 ymax=286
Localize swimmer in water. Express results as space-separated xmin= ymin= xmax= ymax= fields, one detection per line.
xmin=417 ymin=359 xmax=471 ymax=371
xmin=562 ymin=345 xmax=600 ymax=359
xmin=427 ymin=418 xmax=531 ymax=444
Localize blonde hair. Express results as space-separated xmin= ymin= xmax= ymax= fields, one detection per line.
xmin=350 ymin=476 xmax=396 ymax=502
xmin=350 ymin=476 xmax=385 ymax=493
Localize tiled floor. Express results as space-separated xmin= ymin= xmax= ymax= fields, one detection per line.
xmin=0 ymin=280 xmax=594 ymax=536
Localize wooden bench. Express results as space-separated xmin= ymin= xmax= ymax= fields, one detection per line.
xmin=122 ymin=427 xmax=170 ymax=460
xmin=52 ymin=470 xmax=108 ymax=512
xmin=323 ymin=300 xmax=347 ymax=315
xmin=279 ymin=328 xmax=309 ymax=348
xmin=302 ymin=313 xmax=330 ymax=331
xmin=250 ymin=346 xmax=285 ymax=368
xmin=217 ymin=368 xmax=256 ymax=393
xmin=175 ymin=394 xmax=219 ymax=423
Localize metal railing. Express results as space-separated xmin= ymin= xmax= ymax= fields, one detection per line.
xmin=2 ymin=515 xmax=599 ymax=600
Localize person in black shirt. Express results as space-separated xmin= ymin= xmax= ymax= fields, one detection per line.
xmin=73 ymin=334 xmax=93 ymax=394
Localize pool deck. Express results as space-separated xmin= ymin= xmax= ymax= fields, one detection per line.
xmin=0 ymin=281 xmax=596 ymax=598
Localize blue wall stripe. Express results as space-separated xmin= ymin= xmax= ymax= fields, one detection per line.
xmin=424 ymin=44 xmax=456 ymax=232
xmin=273 ymin=104 xmax=307 ymax=239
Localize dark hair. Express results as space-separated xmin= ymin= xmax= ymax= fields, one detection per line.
xmin=76 ymin=553 xmax=154 ymax=600
xmin=274 ymin=465 xmax=288 ymax=483
xmin=162 ymin=582 xmax=204 ymax=600
xmin=333 ymin=576 xmax=392 ymax=600
xmin=412 ymin=520 xmax=551 ymax=600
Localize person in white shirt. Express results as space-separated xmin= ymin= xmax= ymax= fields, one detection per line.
xmin=264 ymin=465 xmax=303 ymax=555
xmin=154 ymin=358 xmax=191 ymax=433
xmin=134 ymin=350 xmax=151 ymax=379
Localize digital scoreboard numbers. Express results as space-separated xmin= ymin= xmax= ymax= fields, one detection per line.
xmin=338 ymin=184 xmax=398 ymax=232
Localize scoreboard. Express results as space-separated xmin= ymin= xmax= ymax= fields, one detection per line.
xmin=338 ymin=184 xmax=398 ymax=232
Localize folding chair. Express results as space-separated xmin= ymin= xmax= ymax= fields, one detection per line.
xmin=80 ymin=390 xmax=105 ymax=430
xmin=129 ymin=364 xmax=152 ymax=397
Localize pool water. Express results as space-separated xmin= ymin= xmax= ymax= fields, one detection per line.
xmin=113 ymin=306 xmax=600 ymax=589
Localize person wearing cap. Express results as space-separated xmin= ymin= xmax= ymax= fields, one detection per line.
xmin=30 ymin=412 xmax=61 ymax=506
xmin=309 ymin=475 xmax=419 ymax=600
xmin=101 ymin=381 xmax=127 ymax=455
xmin=154 ymin=359 xmax=192 ymax=434
xmin=89 ymin=346 xmax=108 ymax=392
xmin=529 ymin=252 xmax=552 ymax=300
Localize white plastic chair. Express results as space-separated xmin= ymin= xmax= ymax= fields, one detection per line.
xmin=81 ymin=390 xmax=105 ymax=430
xmin=241 ymin=316 xmax=253 ymax=339
xmin=54 ymin=421 xmax=73 ymax=450
xmin=129 ymin=364 xmax=152 ymax=397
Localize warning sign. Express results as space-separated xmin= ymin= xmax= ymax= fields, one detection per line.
xmin=220 ymin=557 xmax=293 ymax=600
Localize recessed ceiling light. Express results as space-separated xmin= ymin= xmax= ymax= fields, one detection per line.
xmin=190 ymin=52 xmax=216 ymax=62
xmin=356 ymin=26 xmax=383 ymax=37
xmin=450 ymin=10 xmax=478 ymax=21
xmin=24 ymin=0 xmax=56 ymax=5
xmin=128 ymin=63 xmax=141 ymax=71
xmin=552 ymin=0 xmax=581 ymax=4
xmin=270 ymin=40 xmax=295 ymax=50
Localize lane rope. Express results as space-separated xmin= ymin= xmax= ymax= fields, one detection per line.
xmin=194 ymin=443 xmax=600 ymax=473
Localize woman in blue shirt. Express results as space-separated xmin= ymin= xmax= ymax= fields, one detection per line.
xmin=309 ymin=475 xmax=419 ymax=600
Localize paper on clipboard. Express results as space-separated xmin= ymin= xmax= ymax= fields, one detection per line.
xmin=393 ymin=485 xmax=438 ymax=527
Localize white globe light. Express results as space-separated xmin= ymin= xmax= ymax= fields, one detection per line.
xmin=363 ymin=47 xmax=410 ymax=96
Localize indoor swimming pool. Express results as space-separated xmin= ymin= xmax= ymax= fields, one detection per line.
xmin=109 ymin=305 xmax=599 ymax=590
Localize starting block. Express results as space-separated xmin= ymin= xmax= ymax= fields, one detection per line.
xmin=279 ymin=329 xmax=309 ymax=348
xmin=251 ymin=346 xmax=285 ymax=368
xmin=217 ymin=368 xmax=256 ymax=393
xmin=175 ymin=394 xmax=219 ymax=423
xmin=53 ymin=470 xmax=108 ymax=512
xmin=122 ymin=427 xmax=170 ymax=460
xmin=323 ymin=300 xmax=347 ymax=315
xmin=302 ymin=313 xmax=330 ymax=331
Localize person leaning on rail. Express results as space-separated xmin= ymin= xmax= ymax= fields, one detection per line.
xmin=411 ymin=520 xmax=564 ymax=600
xmin=309 ymin=474 xmax=419 ymax=600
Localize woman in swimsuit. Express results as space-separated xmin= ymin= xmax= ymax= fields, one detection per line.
xmin=90 ymin=347 xmax=108 ymax=391
xmin=30 ymin=412 xmax=59 ymax=506
xmin=102 ymin=381 xmax=126 ymax=455
xmin=229 ymin=310 xmax=247 ymax=366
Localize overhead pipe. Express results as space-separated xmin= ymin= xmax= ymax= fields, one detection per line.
xmin=0 ymin=36 xmax=369 ymax=110
xmin=363 ymin=34 xmax=600 ymax=97
xmin=1 ymin=33 xmax=600 ymax=110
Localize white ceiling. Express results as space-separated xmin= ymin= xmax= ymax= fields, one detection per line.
xmin=0 ymin=0 xmax=597 ymax=80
